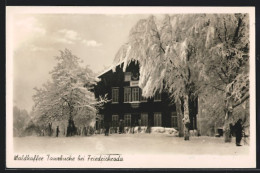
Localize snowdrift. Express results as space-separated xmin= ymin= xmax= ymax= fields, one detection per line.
xmin=151 ymin=127 xmax=179 ymax=136
xmin=122 ymin=126 xmax=178 ymax=136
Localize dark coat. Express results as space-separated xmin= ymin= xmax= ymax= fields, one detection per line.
xmin=234 ymin=119 xmax=243 ymax=144
xmin=234 ymin=120 xmax=243 ymax=136
xmin=56 ymin=127 xmax=60 ymax=137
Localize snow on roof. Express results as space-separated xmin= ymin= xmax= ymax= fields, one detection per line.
xmin=96 ymin=60 xmax=124 ymax=78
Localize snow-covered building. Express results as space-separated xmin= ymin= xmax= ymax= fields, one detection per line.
xmin=94 ymin=61 xmax=198 ymax=131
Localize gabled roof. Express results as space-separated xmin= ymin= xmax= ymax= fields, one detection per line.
xmin=97 ymin=61 xmax=124 ymax=78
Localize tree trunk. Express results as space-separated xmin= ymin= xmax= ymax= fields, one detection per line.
xmin=224 ymin=109 xmax=232 ymax=142
xmin=183 ymin=94 xmax=190 ymax=140
xmin=66 ymin=108 xmax=77 ymax=137
xmin=48 ymin=122 xmax=53 ymax=136
xmin=223 ymin=96 xmax=234 ymax=142
xmin=176 ymin=98 xmax=184 ymax=137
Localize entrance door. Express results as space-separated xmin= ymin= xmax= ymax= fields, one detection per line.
xmin=141 ymin=113 xmax=148 ymax=126
xmin=154 ymin=112 xmax=162 ymax=126
xmin=131 ymin=113 xmax=141 ymax=126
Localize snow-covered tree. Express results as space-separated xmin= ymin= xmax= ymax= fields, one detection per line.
xmin=201 ymin=14 xmax=249 ymax=142
xmin=13 ymin=106 xmax=31 ymax=136
xmin=114 ymin=15 xmax=204 ymax=140
xmin=33 ymin=49 xmax=106 ymax=136
xmin=114 ymin=14 xmax=249 ymax=141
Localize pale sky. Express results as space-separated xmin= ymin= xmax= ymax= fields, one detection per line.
xmin=9 ymin=7 xmax=254 ymax=113
xmin=11 ymin=13 xmax=151 ymax=112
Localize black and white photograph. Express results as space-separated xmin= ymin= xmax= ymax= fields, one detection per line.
xmin=6 ymin=7 xmax=256 ymax=168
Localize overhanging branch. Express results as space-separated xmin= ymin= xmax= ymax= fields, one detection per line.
xmin=233 ymin=93 xmax=249 ymax=108
xmin=215 ymin=70 xmax=228 ymax=85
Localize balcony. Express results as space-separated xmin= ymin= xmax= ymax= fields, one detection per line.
xmin=129 ymin=101 xmax=140 ymax=108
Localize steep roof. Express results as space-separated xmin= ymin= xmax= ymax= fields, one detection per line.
xmin=97 ymin=61 xmax=124 ymax=78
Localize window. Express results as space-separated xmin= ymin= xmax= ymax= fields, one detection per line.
xmin=171 ymin=112 xmax=178 ymax=128
xmin=124 ymin=114 xmax=131 ymax=127
xmin=131 ymin=71 xmax=139 ymax=81
xmin=154 ymin=112 xmax=162 ymax=126
xmin=112 ymin=115 xmax=119 ymax=127
xmin=132 ymin=87 xmax=140 ymax=102
xmin=140 ymin=89 xmax=147 ymax=102
xmin=141 ymin=113 xmax=148 ymax=126
xmin=124 ymin=87 xmax=131 ymax=102
xmin=154 ymin=92 xmax=161 ymax=101
xmin=124 ymin=72 xmax=131 ymax=81
xmin=112 ymin=88 xmax=119 ymax=103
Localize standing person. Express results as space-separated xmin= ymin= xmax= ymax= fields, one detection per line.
xmin=83 ymin=126 xmax=87 ymax=136
xmin=41 ymin=129 xmax=45 ymax=136
xmin=234 ymin=119 xmax=243 ymax=146
xmin=56 ymin=126 xmax=60 ymax=137
xmin=105 ymin=122 xmax=110 ymax=136
xmin=119 ymin=119 xmax=123 ymax=134
xmin=147 ymin=120 xmax=151 ymax=134
xmin=138 ymin=119 xmax=141 ymax=133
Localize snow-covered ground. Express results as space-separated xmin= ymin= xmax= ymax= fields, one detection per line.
xmin=13 ymin=133 xmax=249 ymax=155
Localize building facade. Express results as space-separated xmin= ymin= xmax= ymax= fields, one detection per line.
xmin=94 ymin=61 xmax=197 ymax=132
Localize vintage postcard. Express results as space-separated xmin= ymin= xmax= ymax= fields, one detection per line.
xmin=6 ymin=6 xmax=256 ymax=168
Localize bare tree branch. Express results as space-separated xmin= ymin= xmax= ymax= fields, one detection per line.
xmin=233 ymin=93 xmax=249 ymax=108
